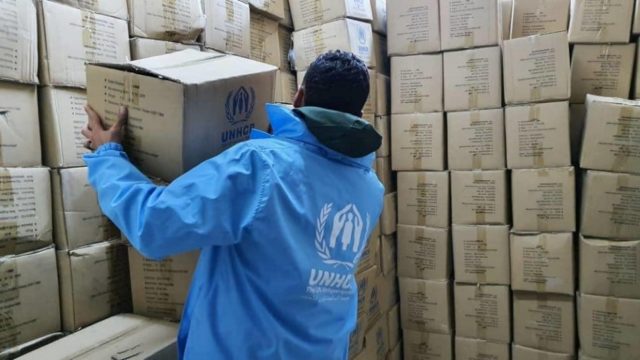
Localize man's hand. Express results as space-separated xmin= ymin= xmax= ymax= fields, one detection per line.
xmin=81 ymin=105 xmax=128 ymax=151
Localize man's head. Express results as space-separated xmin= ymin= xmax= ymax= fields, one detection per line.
xmin=294 ymin=50 xmax=370 ymax=117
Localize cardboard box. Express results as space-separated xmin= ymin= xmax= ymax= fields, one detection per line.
xmin=357 ymin=235 xmax=380 ymax=274
xmin=281 ymin=0 xmax=293 ymax=28
xmin=129 ymin=248 xmax=198 ymax=321
xmin=86 ymin=50 xmax=276 ymax=181
xmin=580 ymin=171 xmax=640 ymax=240
xmin=250 ymin=12 xmax=283 ymax=67
xmin=380 ymin=234 xmax=396 ymax=276
xmin=397 ymin=171 xmax=450 ymax=228
xmin=51 ymin=0 xmax=128 ymax=19
xmin=203 ymin=0 xmax=250 ymax=56
xmin=503 ymin=31 xmax=571 ymax=104
xmin=510 ymin=0 xmax=570 ymax=39
xmin=498 ymin=0 xmax=512 ymax=43
xmin=289 ymin=0 xmax=372 ymax=30
xmin=403 ymin=331 xmax=453 ymax=360
xmin=568 ymin=0 xmax=633 ymax=43
xmin=397 ymin=225 xmax=450 ymax=281
xmin=512 ymin=344 xmax=574 ymax=360
xmin=579 ymin=236 xmax=640 ymax=299
xmin=387 ymin=343 xmax=401 ymax=360
xmin=0 ymin=0 xmax=38 ymax=84
xmin=571 ymin=44 xmax=636 ymax=103
xmin=376 ymin=270 xmax=399 ymax=319
xmin=399 ymin=278 xmax=452 ymax=334
xmin=51 ymin=167 xmax=118 ymax=250
xmin=128 ymin=0 xmax=204 ymax=41
xmin=456 ymin=337 xmax=510 ymax=360
xmin=635 ymin=0 xmax=640 ymax=35
xmin=511 ymin=232 xmax=575 ymax=295
xmin=451 ymin=170 xmax=509 ymax=225
xmin=363 ymin=315 xmax=389 ymax=359
xmin=352 ymin=265 xmax=378 ymax=355
xmin=0 ymin=167 xmax=52 ymax=256
xmin=511 ymin=167 xmax=576 ymax=232
xmin=376 ymin=73 xmax=390 ymax=115
xmin=375 ymin=116 xmax=389 ymax=157
xmin=387 ymin=304 xmax=400 ymax=348
xmin=580 ymin=95 xmax=640 ymax=174
xmin=349 ymin=321 xmax=366 ymax=359
xmin=387 ymin=0 xmax=440 ymax=56
xmin=359 ymin=70 xmax=378 ymax=115
xmin=578 ymin=293 xmax=640 ymax=360
xmin=513 ymin=291 xmax=576 ymax=354
xmin=372 ymin=33 xmax=389 ymax=75
xmin=636 ymin=40 xmax=640 ymax=99
xmin=375 ymin=157 xmax=393 ymax=193
xmin=248 ymin=0 xmax=286 ymax=20
xmin=380 ymin=192 xmax=397 ymax=235
xmin=455 ymin=284 xmax=511 ymax=343
xmin=452 ymin=225 xmax=510 ymax=285
xmin=391 ymin=113 xmax=445 ymax=171
xmin=38 ymin=1 xmax=130 ymax=88
xmin=0 ymin=82 xmax=40 ymax=167
xmin=447 ymin=108 xmax=506 ymax=170
xmin=274 ymin=70 xmax=297 ymax=104
xmin=569 ymin=103 xmax=586 ymax=165
xmin=292 ymin=19 xmax=374 ymax=71
xmin=505 ymin=101 xmax=571 ymax=169
xmin=443 ymin=46 xmax=502 ymax=112
xmin=57 ymin=241 xmax=132 ymax=331
xmin=279 ymin=26 xmax=293 ymax=71
xmin=0 ymin=247 xmax=60 ymax=353
xmin=439 ymin=0 xmax=498 ymax=50
xmin=391 ymin=54 xmax=443 ymax=114
xmin=17 ymin=314 xmax=178 ymax=360
xmin=130 ymin=38 xmax=201 ymax=60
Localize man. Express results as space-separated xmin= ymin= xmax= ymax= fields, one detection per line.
xmin=81 ymin=50 xmax=384 ymax=359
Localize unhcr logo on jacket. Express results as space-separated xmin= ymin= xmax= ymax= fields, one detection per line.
xmin=221 ymin=86 xmax=256 ymax=144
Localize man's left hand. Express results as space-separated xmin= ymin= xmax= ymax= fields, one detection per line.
xmin=82 ymin=105 xmax=128 ymax=151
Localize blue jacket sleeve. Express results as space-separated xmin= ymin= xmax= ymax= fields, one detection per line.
xmin=83 ymin=142 xmax=271 ymax=259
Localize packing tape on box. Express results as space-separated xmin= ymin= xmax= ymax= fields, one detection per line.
xmin=464 ymin=32 xmax=475 ymax=49
xmin=536 ymin=234 xmax=549 ymax=292
xmin=415 ymin=226 xmax=427 ymax=278
xmin=470 ymin=111 xmax=483 ymax=169
xmin=612 ymin=106 xmax=633 ymax=171
xmin=601 ymin=44 xmax=611 ymax=60
xmin=536 ymin=169 xmax=550 ymax=232
xmin=527 ymin=105 xmax=545 ymax=167
xmin=123 ymin=74 xmax=141 ymax=106
xmin=473 ymin=171 xmax=487 ymax=224
xmin=612 ymin=173 xmax=630 ymax=238
xmin=226 ymin=0 xmax=236 ymax=22
xmin=474 ymin=284 xmax=488 ymax=339
xmin=476 ymin=226 xmax=488 ymax=283
xmin=163 ymin=0 xmax=178 ymax=30
xmin=0 ymin=169 xmax=18 ymax=256
xmin=530 ymin=87 xmax=542 ymax=102
xmin=0 ymin=111 xmax=6 ymax=164
xmin=416 ymin=173 xmax=427 ymax=226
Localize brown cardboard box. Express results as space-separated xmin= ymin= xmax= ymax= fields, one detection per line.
xmin=0 ymin=247 xmax=60 ymax=353
xmin=203 ymin=0 xmax=250 ymax=56
xmin=443 ymin=46 xmax=502 ymax=112
xmin=403 ymin=331 xmax=453 ymax=360
xmin=447 ymin=108 xmax=506 ymax=170
xmin=292 ymin=19 xmax=374 ymax=71
xmin=250 ymin=12 xmax=283 ymax=68
xmin=128 ymin=0 xmax=204 ymax=41
xmin=498 ymin=0 xmax=512 ymax=43
xmin=580 ymin=171 xmax=640 ymax=240
xmin=0 ymin=167 xmax=52 ymax=256
xmin=579 ymin=236 xmax=640 ymax=299
xmin=451 ymin=170 xmax=509 ymax=225
xmin=375 ymin=115 xmax=390 ymax=157
xmin=248 ymin=0 xmax=286 ymax=20
xmin=51 ymin=167 xmax=117 ymax=250
xmin=377 ymin=270 xmax=399 ymax=317
xmin=513 ymin=291 xmax=576 ymax=354
xmin=455 ymin=284 xmax=511 ymax=343
xmin=280 ymin=0 xmax=293 ymax=28
xmin=380 ymin=234 xmax=396 ymax=276
xmin=569 ymin=103 xmax=586 ymax=165
xmin=363 ymin=70 xmax=378 ymax=115
xmin=391 ymin=113 xmax=445 ymax=171
xmin=351 ymin=265 xmax=378 ymax=355
xmin=86 ymin=50 xmax=276 ymax=181
xmin=388 ymin=343 xmax=401 ymax=360
xmin=510 ymin=0 xmax=570 ymax=39
xmin=511 ymin=167 xmax=576 ymax=232
xmin=375 ymin=157 xmax=393 ymax=193
xmin=128 ymin=248 xmax=198 ymax=321
xmin=511 ymin=344 xmax=574 ymax=360
xmin=397 ymin=225 xmax=450 ymax=281
xmin=387 ymin=304 xmax=400 ymax=349
xmin=289 ymin=0 xmax=373 ymax=31
xmin=452 ymin=225 xmax=510 ymax=285
xmin=371 ymin=0 xmax=386 ymax=34
xmin=57 ymin=240 xmax=132 ymax=331
xmin=505 ymin=101 xmax=572 ymax=169
xmin=456 ymin=337 xmax=510 ymax=360
xmin=570 ymin=44 xmax=636 ymax=104
xmin=130 ymin=38 xmax=201 ymax=60
xmin=0 ymin=0 xmax=38 ymax=84
xmin=578 ymin=293 xmax=640 ymax=360
xmin=439 ymin=0 xmax=499 ymax=51
xmin=363 ymin=314 xmax=389 ymax=360
xmin=274 ymin=70 xmax=297 ymax=104
xmin=380 ymin=192 xmax=397 ymax=235
xmin=503 ymin=31 xmax=571 ymax=104
xmin=511 ymin=232 xmax=575 ymax=295
xmin=580 ymin=95 xmax=640 ymax=174
xmin=387 ymin=0 xmax=441 ymax=56
xmin=376 ymin=73 xmax=390 ymax=115
xmin=0 ymin=82 xmax=40 ymax=167
xmin=397 ymin=171 xmax=450 ymax=228
xmin=52 ymin=0 xmax=128 ymax=19
xmin=391 ymin=54 xmax=443 ymax=114
xmin=357 ymin=235 xmax=380 ymax=274
xmin=38 ymin=0 xmax=131 ymax=88
xmin=17 ymin=314 xmax=178 ymax=360
xmin=568 ymin=0 xmax=633 ymax=43
xmin=399 ymin=278 xmax=452 ymax=334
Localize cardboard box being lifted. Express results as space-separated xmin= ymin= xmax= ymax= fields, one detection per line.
xmin=289 ymin=0 xmax=373 ymax=31
xmin=128 ymin=0 xmax=205 ymax=42
xmin=451 ymin=170 xmax=509 ymax=225
xmin=86 ymin=50 xmax=276 ymax=181
xmin=510 ymin=0 xmax=570 ymax=39
xmin=0 ymin=0 xmax=38 ymax=84
xmin=568 ymin=0 xmax=633 ymax=43
xmin=456 ymin=338 xmax=509 ymax=360
xmin=391 ymin=54 xmax=443 ymax=114
xmin=397 ymin=171 xmax=450 ymax=228
xmin=397 ymin=225 xmax=450 ymax=281
xmin=52 ymin=0 xmax=128 ymax=20
xmin=203 ymin=0 xmax=250 ymax=57
xmin=0 ymin=82 xmax=40 ymax=167
xmin=130 ymin=38 xmax=201 ymax=60
xmin=387 ymin=0 xmax=441 ymax=56
xmin=439 ymin=0 xmax=499 ymax=51
xmin=399 ymin=278 xmax=452 ymax=334
xmin=452 ymin=225 xmax=510 ymax=285
xmin=447 ymin=108 xmax=506 ymax=170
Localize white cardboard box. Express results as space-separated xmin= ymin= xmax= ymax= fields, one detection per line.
xmin=511 ymin=232 xmax=575 ymax=295
xmin=397 ymin=225 xmax=450 ymax=280
xmin=568 ymin=0 xmax=633 ymax=43
xmin=130 ymin=38 xmax=201 ymax=60
xmin=444 ymin=46 xmax=502 ymax=112
xmin=439 ymin=0 xmax=499 ymax=50
xmin=391 ymin=113 xmax=445 ymax=171
xmin=403 ymin=331 xmax=453 ymax=360
xmin=505 ymin=101 xmax=571 ymax=169
xmin=511 ymin=344 xmax=574 ymax=360
xmin=399 ymin=278 xmax=452 ymax=334
xmin=456 ymin=337 xmax=509 ymax=360
xmin=503 ymin=31 xmax=571 ymax=104
xmin=454 ymin=284 xmax=511 ymax=343
xmin=274 ymin=70 xmax=297 ymax=104
xmin=452 ymin=225 xmax=510 ymax=285
xmin=203 ymin=0 xmax=250 ymax=57
xmin=451 ymin=170 xmax=509 ymax=225
xmin=511 ymin=167 xmax=576 ymax=232
xmin=510 ymin=0 xmax=570 ymax=39
xmin=0 ymin=0 xmax=38 ymax=84
xmin=128 ymin=0 xmax=205 ymax=42
xmin=387 ymin=0 xmax=440 ymax=56
xmin=447 ymin=108 xmax=506 ymax=170
xmin=0 ymin=82 xmax=40 ymax=167
xmin=38 ymin=0 xmax=131 ymax=88
xmin=397 ymin=171 xmax=450 ymax=228
xmin=391 ymin=54 xmax=443 ymax=114
xmin=289 ymin=0 xmax=373 ymax=31
xmin=52 ymin=0 xmax=128 ymax=20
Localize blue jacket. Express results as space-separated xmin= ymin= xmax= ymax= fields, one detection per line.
xmin=84 ymin=104 xmax=384 ymax=359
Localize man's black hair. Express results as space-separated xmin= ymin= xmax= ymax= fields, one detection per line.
xmin=302 ymin=50 xmax=370 ymax=117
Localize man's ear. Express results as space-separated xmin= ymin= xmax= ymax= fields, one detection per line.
xmin=293 ymin=87 xmax=304 ymax=108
